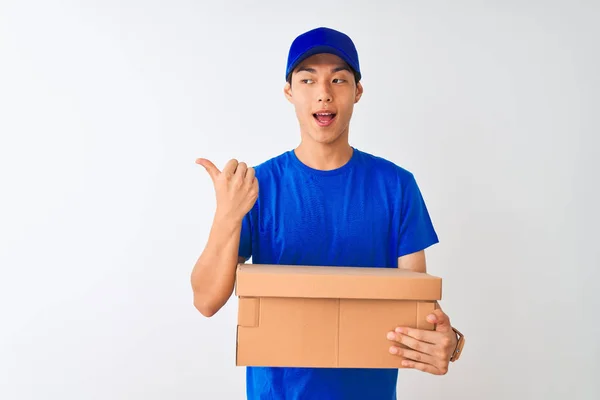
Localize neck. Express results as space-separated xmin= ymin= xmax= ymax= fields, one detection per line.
xmin=294 ymin=139 xmax=353 ymax=171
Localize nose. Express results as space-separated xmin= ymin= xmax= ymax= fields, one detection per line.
xmin=317 ymin=82 xmax=333 ymax=103
xmin=319 ymin=93 xmax=332 ymax=102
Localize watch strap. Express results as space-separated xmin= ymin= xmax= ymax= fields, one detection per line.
xmin=450 ymin=327 xmax=465 ymax=362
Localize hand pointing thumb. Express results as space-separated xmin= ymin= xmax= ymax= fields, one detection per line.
xmin=196 ymin=158 xmax=220 ymax=182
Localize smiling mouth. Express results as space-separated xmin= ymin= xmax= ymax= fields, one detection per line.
xmin=313 ymin=112 xmax=336 ymax=125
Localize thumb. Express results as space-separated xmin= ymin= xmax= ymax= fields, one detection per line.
xmin=427 ymin=310 xmax=452 ymax=333
xmin=195 ymin=158 xmax=220 ymax=181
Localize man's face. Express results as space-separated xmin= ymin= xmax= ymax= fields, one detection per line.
xmin=284 ymin=53 xmax=363 ymax=145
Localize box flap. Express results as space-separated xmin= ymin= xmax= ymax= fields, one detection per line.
xmin=235 ymin=264 xmax=442 ymax=300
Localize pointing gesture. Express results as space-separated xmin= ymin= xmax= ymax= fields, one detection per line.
xmin=196 ymin=158 xmax=259 ymax=223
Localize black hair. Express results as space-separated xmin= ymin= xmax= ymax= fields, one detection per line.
xmin=286 ymin=66 xmax=360 ymax=86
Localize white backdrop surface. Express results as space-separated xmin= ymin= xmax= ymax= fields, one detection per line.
xmin=1 ymin=1 xmax=598 ymax=399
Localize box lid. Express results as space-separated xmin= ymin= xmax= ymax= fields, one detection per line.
xmin=235 ymin=264 xmax=442 ymax=301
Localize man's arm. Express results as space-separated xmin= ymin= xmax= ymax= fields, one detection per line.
xmin=190 ymin=214 xmax=246 ymax=317
xmin=391 ymin=249 xmax=459 ymax=374
xmin=387 ymin=174 xmax=461 ymax=374
xmin=191 ymin=157 xmax=258 ymax=317
xmin=397 ymin=250 xmax=426 ymax=272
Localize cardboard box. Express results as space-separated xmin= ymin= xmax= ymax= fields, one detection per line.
xmin=235 ymin=264 xmax=442 ymax=369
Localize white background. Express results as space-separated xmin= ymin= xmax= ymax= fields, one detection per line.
xmin=1 ymin=1 xmax=599 ymax=399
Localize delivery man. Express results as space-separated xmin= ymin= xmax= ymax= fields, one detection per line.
xmin=191 ymin=27 xmax=464 ymax=400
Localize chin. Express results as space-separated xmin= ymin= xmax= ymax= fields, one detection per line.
xmin=309 ymin=131 xmax=344 ymax=145
xmin=299 ymin=117 xmax=347 ymax=144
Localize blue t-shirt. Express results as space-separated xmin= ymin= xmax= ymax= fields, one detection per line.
xmin=238 ymin=147 xmax=439 ymax=400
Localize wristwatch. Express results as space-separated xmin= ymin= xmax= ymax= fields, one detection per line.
xmin=449 ymin=327 xmax=465 ymax=362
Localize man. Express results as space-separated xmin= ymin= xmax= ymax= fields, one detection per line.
xmin=191 ymin=27 xmax=464 ymax=400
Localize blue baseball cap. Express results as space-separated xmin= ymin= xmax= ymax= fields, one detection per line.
xmin=285 ymin=27 xmax=361 ymax=82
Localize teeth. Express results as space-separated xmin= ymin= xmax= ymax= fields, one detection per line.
xmin=316 ymin=113 xmax=332 ymax=116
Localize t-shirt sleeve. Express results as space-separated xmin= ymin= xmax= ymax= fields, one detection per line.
xmin=397 ymin=173 xmax=439 ymax=257
xmin=238 ymin=211 xmax=253 ymax=261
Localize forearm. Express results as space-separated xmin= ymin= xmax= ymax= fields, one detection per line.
xmin=191 ymin=213 xmax=244 ymax=317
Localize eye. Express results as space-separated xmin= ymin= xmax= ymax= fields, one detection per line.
xmin=333 ymin=78 xmax=346 ymax=84
xmin=301 ymin=79 xmax=314 ymax=84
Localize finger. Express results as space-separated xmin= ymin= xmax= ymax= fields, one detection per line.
xmin=389 ymin=346 xmax=436 ymax=366
xmin=394 ymin=327 xmax=437 ymax=344
xmin=427 ymin=310 xmax=452 ymax=333
xmin=235 ymin=162 xmax=248 ymax=180
xmin=251 ymin=175 xmax=259 ymax=194
xmin=195 ymin=158 xmax=220 ymax=182
xmin=387 ymin=332 xmax=435 ymax=355
xmin=245 ymin=166 xmax=256 ymax=184
xmin=400 ymin=359 xmax=448 ymax=375
xmin=222 ymin=159 xmax=239 ymax=177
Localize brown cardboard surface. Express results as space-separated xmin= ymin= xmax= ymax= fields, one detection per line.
xmin=235 ymin=264 xmax=442 ymax=300
xmin=235 ymin=264 xmax=442 ymax=369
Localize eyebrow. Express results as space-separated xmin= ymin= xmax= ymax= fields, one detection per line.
xmin=296 ymin=65 xmax=352 ymax=74
xmin=332 ymin=65 xmax=352 ymax=73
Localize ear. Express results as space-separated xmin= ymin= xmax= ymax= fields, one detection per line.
xmin=283 ymin=82 xmax=293 ymax=103
xmin=354 ymin=81 xmax=364 ymax=104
